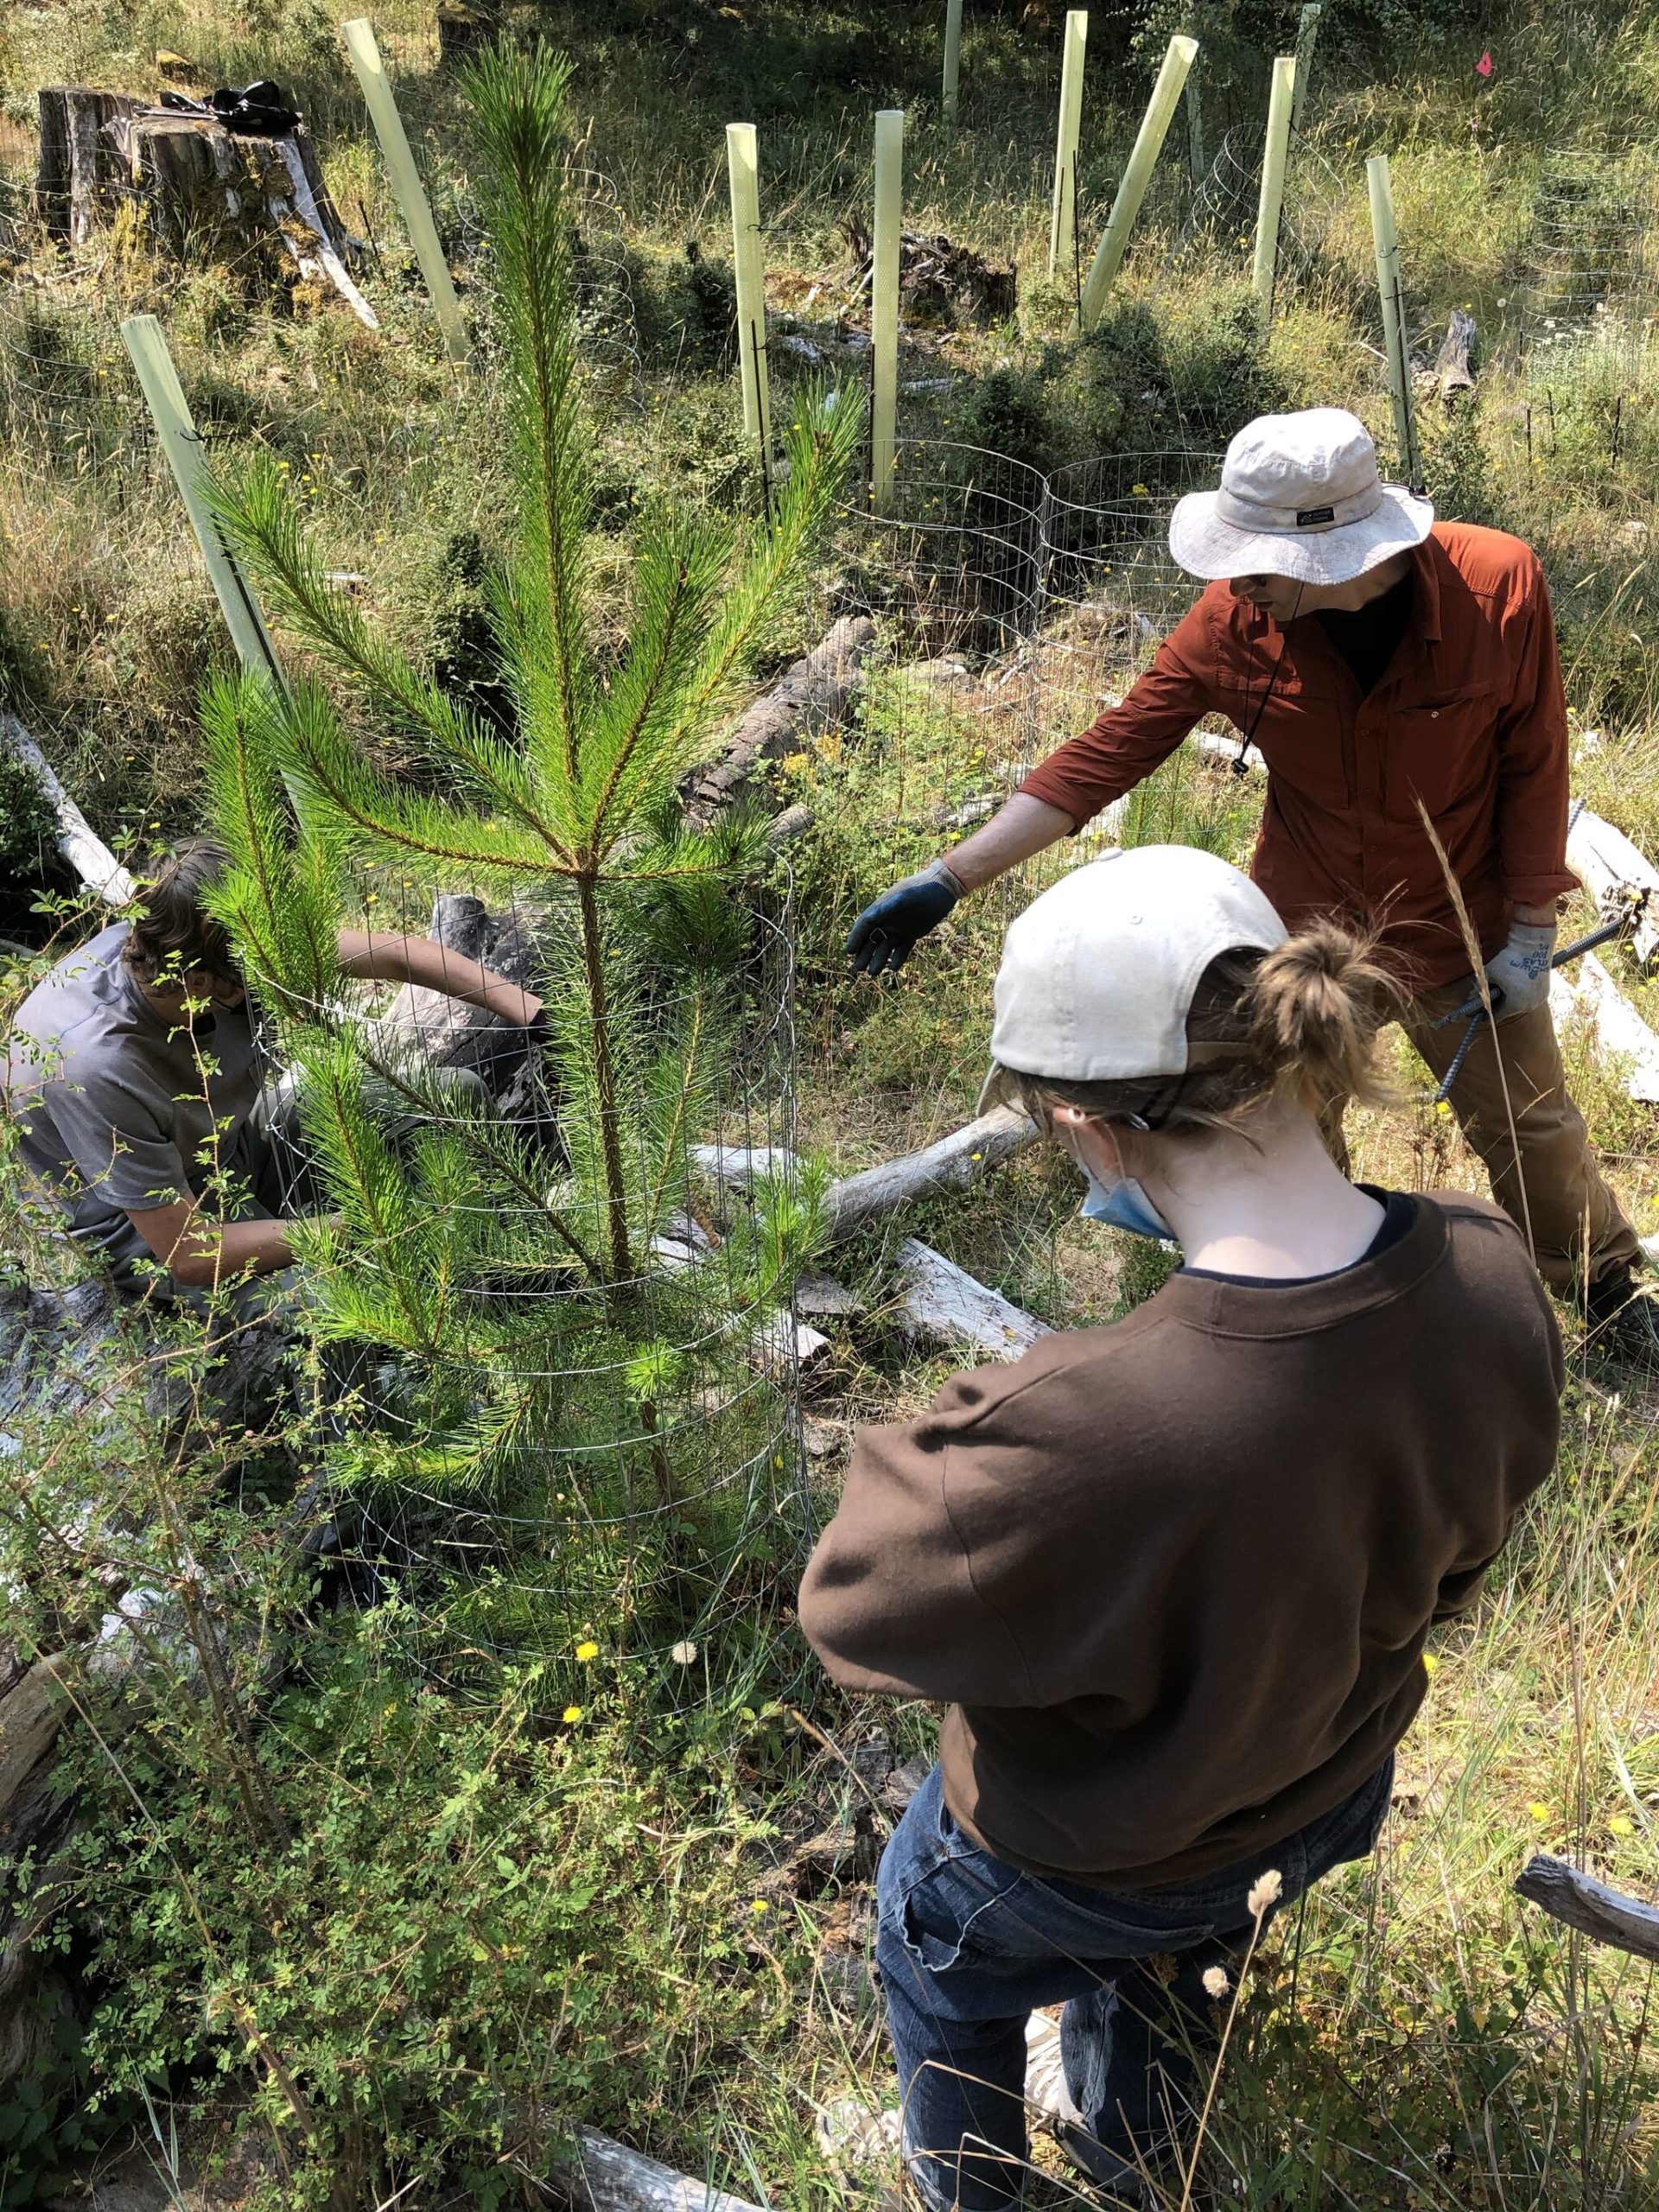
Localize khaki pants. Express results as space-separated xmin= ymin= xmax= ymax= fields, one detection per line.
xmin=1321 ymin=979 xmax=1641 ymax=1295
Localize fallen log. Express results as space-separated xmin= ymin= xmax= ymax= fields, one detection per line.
xmin=692 ymin=1104 xmax=1040 ymax=1245
xmin=683 ymin=614 xmax=875 ymax=824
xmin=897 ymin=1238 xmax=1052 ymax=1360
xmin=1567 ymin=805 xmax=1659 ymax=966
xmin=0 ymin=711 xmax=135 ymax=906
xmin=565 ymin=2128 xmax=767 ymax=2212
xmin=372 ymin=891 xmax=543 ymax=1077
xmin=1550 ymin=952 xmax=1659 ymax=1103
xmin=822 ymin=1103 xmax=1038 ymax=1239
xmin=1515 ymin=1853 xmax=1659 ymax=1964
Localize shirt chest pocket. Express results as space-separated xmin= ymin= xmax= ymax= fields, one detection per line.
xmin=1383 ymin=693 xmax=1500 ymax=820
xmin=1214 ymin=671 xmax=1352 ymax=807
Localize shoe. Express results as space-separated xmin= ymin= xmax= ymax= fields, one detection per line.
xmin=1585 ymin=1268 xmax=1659 ymax=1359
xmin=1025 ymin=2013 xmax=1150 ymax=2205
xmin=1024 ymin=2010 xmax=1084 ymax=2130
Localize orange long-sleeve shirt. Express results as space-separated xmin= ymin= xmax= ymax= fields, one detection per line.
xmin=1019 ymin=521 xmax=1577 ymax=989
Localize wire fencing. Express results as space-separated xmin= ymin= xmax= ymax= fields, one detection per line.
xmin=251 ymin=872 xmax=807 ymax=1705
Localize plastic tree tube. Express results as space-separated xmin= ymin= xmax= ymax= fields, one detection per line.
xmin=942 ymin=0 xmax=963 ymax=124
xmin=1072 ymin=34 xmax=1198 ymax=335
xmin=1292 ymin=3 xmax=1324 ymax=133
xmin=1048 ymin=11 xmax=1088 ymax=284
xmin=726 ymin=123 xmax=772 ymax=467
xmin=121 ymin=315 xmax=283 ymax=686
xmin=340 ymin=18 xmax=468 ymax=365
xmin=1367 ymin=154 xmax=1423 ymax=489
xmin=871 ymin=109 xmax=903 ymax=508
xmin=1251 ymin=55 xmax=1296 ymax=329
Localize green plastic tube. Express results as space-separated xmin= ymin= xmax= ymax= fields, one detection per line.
xmin=1048 ymin=11 xmax=1089 ymax=285
xmin=1367 ymin=154 xmax=1423 ymax=489
xmin=871 ymin=109 xmax=903 ymax=507
xmin=1072 ymin=34 xmax=1198 ymax=335
xmin=1292 ymin=3 xmax=1323 ymax=134
xmin=341 ymin=17 xmax=468 ymax=365
xmin=943 ymin=0 xmax=963 ymax=125
xmin=120 ymin=315 xmax=283 ymax=687
xmin=726 ymin=123 xmax=772 ymax=460
xmin=1252 ymin=55 xmax=1297 ymax=329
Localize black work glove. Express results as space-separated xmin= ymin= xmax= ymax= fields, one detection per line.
xmin=845 ymin=861 xmax=964 ymax=976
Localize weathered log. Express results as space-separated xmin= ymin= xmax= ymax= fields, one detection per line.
xmin=823 ymin=1104 xmax=1039 ymax=1238
xmin=372 ymin=892 xmax=543 ymax=1075
xmin=897 ymin=1238 xmax=1052 ymax=1360
xmin=1567 ymin=805 xmax=1659 ymax=965
xmin=1516 ymin=1853 xmax=1659 ymax=1963
xmin=1549 ymin=953 xmax=1659 ymax=1103
xmin=692 ymin=1105 xmax=1039 ymax=1246
xmin=35 ymin=87 xmax=139 ymax=245
xmin=1435 ymin=308 xmax=1478 ymax=404
xmin=0 ymin=710 xmax=136 ymax=906
xmin=683 ymin=615 xmax=876 ymax=824
xmin=564 ymin=2129 xmax=767 ymax=2212
xmin=0 ymin=1656 xmax=71 ymax=1837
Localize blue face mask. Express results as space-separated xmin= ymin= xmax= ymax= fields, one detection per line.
xmin=1078 ymin=1169 xmax=1175 ymax=1243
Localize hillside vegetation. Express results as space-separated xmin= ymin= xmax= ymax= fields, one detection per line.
xmin=3 ymin=2 xmax=1659 ymax=2206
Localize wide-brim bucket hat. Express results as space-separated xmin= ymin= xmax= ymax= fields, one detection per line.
xmin=1168 ymin=405 xmax=1433 ymax=586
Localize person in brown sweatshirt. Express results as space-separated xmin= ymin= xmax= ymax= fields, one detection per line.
xmin=800 ymin=845 xmax=1563 ymax=2210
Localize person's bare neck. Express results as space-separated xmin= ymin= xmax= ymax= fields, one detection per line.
xmin=1141 ymin=1099 xmax=1387 ymax=1281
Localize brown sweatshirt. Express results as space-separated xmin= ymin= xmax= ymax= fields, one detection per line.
xmin=799 ymin=1193 xmax=1562 ymax=1891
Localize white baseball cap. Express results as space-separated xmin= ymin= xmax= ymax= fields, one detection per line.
xmin=980 ymin=846 xmax=1288 ymax=1108
xmin=1167 ymin=406 xmax=1433 ymax=585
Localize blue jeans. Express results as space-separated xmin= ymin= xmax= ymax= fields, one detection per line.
xmin=876 ymin=1759 xmax=1393 ymax=2209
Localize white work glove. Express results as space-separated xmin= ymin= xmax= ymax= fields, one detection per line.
xmin=1483 ymin=918 xmax=1557 ymax=1020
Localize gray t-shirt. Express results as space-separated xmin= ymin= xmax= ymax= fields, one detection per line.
xmin=5 ymin=922 xmax=262 ymax=1260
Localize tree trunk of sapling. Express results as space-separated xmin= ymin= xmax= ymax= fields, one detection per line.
xmin=575 ymin=871 xmax=634 ymax=1285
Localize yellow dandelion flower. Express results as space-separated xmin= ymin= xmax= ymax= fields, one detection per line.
xmin=750 ymin=1897 xmax=769 ymax=1915
xmin=1435 ymin=1099 xmax=1452 ymax=1117
xmin=563 ymin=1704 xmax=583 ymax=1724
xmin=1422 ymin=1651 xmax=1439 ymax=1675
xmin=1528 ymin=1801 xmax=1550 ymax=1822
xmin=575 ymin=1639 xmax=600 ymax=1662
xmin=1610 ymin=1815 xmax=1636 ymax=1836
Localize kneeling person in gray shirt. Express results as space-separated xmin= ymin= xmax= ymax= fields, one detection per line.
xmin=5 ymin=839 xmax=543 ymax=1295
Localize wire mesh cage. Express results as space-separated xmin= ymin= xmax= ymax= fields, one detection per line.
xmin=1524 ymin=150 xmax=1659 ymax=348
xmin=834 ymin=441 xmax=1228 ymax=862
xmin=252 ymin=869 xmax=806 ymax=1705
xmin=1180 ymin=126 xmax=1258 ymax=257
xmin=0 ymin=293 xmax=155 ymax=482
xmin=848 ymin=441 xmax=1051 ymax=659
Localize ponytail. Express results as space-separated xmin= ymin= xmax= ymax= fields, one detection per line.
xmin=1242 ymin=922 xmax=1400 ymax=1116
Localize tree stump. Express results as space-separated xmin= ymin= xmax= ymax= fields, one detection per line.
xmin=1435 ymin=308 xmax=1478 ymax=404
xmin=35 ymin=92 xmax=378 ymax=327
xmin=437 ymin=0 xmax=504 ymax=65
xmin=35 ymin=87 xmax=140 ymax=245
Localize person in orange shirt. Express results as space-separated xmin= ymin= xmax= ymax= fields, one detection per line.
xmin=847 ymin=407 xmax=1650 ymax=1347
